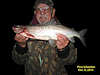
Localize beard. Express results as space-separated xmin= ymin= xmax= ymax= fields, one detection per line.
xmin=37 ymin=15 xmax=49 ymax=24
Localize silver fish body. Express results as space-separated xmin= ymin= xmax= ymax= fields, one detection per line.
xmin=26 ymin=25 xmax=80 ymax=41
xmin=13 ymin=25 xmax=87 ymax=46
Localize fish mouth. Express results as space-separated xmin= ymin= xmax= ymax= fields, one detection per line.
xmin=12 ymin=26 xmax=25 ymax=33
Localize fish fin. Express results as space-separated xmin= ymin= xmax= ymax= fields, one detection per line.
xmin=79 ymin=29 xmax=87 ymax=47
xmin=69 ymin=38 xmax=75 ymax=43
xmin=49 ymin=39 xmax=56 ymax=47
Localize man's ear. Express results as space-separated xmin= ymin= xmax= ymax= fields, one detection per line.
xmin=52 ymin=8 xmax=56 ymax=18
xmin=34 ymin=10 xmax=36 ymax=15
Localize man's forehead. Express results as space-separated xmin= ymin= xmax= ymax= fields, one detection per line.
xmin=37 ymin=3 xmax=50 ymax=8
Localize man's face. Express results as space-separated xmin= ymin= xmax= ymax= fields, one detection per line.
xmin=35 ymin=3 xmax=52 ymax=24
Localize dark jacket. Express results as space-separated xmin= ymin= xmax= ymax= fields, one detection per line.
xmin=12 ymin=17 xmax=77 ymax=75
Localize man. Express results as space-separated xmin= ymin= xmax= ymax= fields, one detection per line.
xmin=12 ymin=0 xmax=77 ymax=75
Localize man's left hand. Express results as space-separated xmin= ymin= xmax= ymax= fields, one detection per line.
xmin=56 ymin=34 xmax=69 ymax=51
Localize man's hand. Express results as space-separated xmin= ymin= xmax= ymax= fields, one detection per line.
xmin=15 ymin=33 xmax=28 ymax=47
xmin=56 ymin=34 xmax=69 ymax=51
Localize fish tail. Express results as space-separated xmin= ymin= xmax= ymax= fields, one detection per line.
xmin=79 ymin=29 xmax=87 ymax=47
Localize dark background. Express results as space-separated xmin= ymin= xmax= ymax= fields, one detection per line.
xmin=7 ymin=0 xmax=96 ymax=75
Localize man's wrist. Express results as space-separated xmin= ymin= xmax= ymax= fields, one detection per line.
xmin=17 ymin=42 xmax=27 ymax=48
xmin=57 ymin=42 xmax=70 ymax=58
xmin=57 ymin=48 xmax=65 ymax=51
xmin=15 ymin=42 xmax=28 ymax=54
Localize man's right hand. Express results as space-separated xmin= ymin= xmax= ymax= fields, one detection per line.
xmin=15 ymin=33 xmax=28 ymax=48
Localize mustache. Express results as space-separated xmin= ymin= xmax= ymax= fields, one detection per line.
xmin=39 ymin=15 xmax=48 ymax=18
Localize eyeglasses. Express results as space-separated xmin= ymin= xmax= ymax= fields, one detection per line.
xmin=36 ymin=6 xmax=50 ymax=12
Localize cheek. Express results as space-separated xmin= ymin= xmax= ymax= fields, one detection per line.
xmin=47 ymin=13 xmax=51 ymax=21
xmin=35 ymin=11 xmax=40 ymax=17
xmin=36 ymin=14 xmax=40 ymax=20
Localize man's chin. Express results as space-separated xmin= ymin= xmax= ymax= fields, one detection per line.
xmin=40 ymin=22 xmax=46 ymax=25
xmin=39 ymin=21 xmax=48 ymax=24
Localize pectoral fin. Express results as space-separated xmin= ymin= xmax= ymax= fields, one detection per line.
xmin=69 ymin=38 xmax=75 ymax=43
xmin=49 ymin=39 xmax=56 ymax=47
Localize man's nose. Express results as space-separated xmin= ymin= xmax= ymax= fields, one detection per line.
xmin=40 ymin=10 xmax=46 ymax=15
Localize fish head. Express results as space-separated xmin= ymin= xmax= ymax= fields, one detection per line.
xmin=12 ymin=25 xmax=26 ymax=33
xmin=12 ymin=25 xmax=36 ymax=39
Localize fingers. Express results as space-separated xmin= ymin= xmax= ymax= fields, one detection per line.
xmin=57 ymin=34 xmax=68 ymax=41
xmin=15 ymin=33 xmax=28 ymax=42
xmin=56 ymin=34 xmax=69 ymax=49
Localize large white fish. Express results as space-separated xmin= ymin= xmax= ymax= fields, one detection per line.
xmin=12 ymin=25 xmax=87 ymax=46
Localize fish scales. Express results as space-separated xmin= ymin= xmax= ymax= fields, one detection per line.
xmin=12 ymin=24 xmax=87 ymax=46
xmin=27 ymin=25 xmax=71 ymax=40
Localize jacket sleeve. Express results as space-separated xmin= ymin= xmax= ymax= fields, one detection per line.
xmin=12 ymin=43 xmax=28 ymax=65
xmin=57 ymin=42 xmax=77 ymax=65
